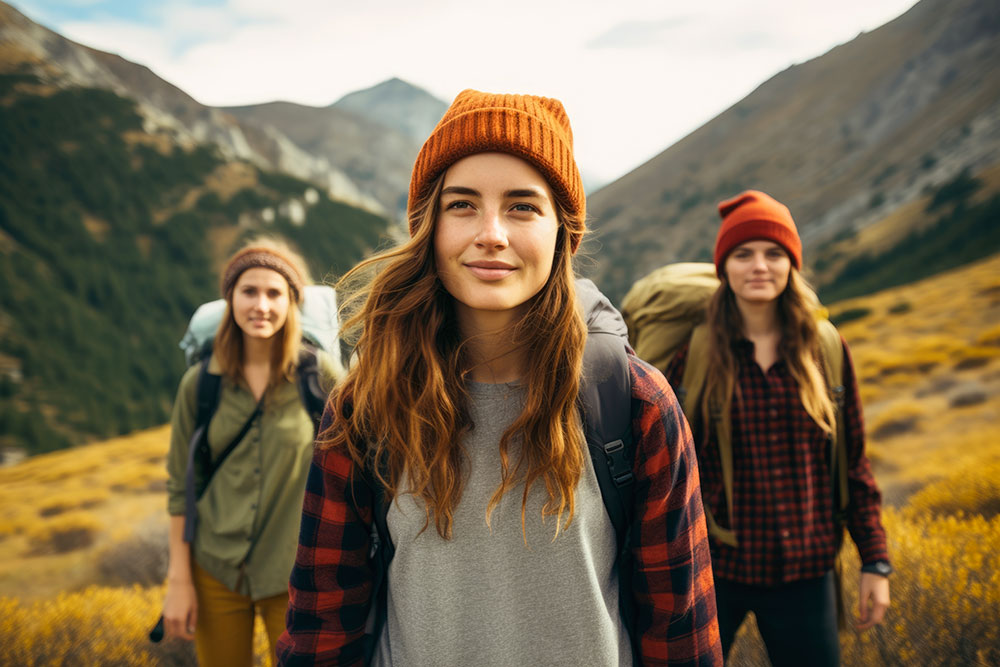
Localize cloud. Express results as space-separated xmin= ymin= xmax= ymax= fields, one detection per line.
xmin=587 ymin=17 xmax=692 ymax=49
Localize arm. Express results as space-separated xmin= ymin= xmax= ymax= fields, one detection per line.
xmin=839 ymin=341 xmax=891 ymax=629
xmin=163 ymin=515 xmax=197 ymax=640
xmin=840 ymin=341 xmax=889 ymax=565
xmin=629 ymin=358 xmax=722 ymax=666
xmin=163 ymin=366 xmax=200 ymax=639
xmin=276 ymin=407 xmax=374 ymax=666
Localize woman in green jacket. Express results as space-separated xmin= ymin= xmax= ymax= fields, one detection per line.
xmin=162 ymin=238 xmax=338 ymax=666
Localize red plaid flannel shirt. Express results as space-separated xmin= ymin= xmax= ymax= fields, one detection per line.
xmin=665 ymin=336 xmax=889 ymax=586
xmin=276 ymin=356 xmax=722 ymax=666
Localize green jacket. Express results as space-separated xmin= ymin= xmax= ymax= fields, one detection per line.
xmin=166 ymin=351 xmax=339 ymax=599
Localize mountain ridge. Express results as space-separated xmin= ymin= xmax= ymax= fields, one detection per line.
xmin=585 ymin=0 xmax=1000 ymax=303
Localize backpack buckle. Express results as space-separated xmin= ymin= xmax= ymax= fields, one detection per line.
xmin=603 ymin=439 xmax=634 ymax=486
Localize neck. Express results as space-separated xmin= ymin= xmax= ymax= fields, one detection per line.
xmin=735 ymin=297 xmax=780 ymax=338
xmin=242 ymin=334 xmax=274 ymax=367
xmin=457 ymin=308 xmax=528 ymax=384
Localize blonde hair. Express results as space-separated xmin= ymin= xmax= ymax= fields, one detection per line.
xmin=213 ymin=237 xmax=312 ymax=388
xmin=323 ymin=173 xmax=587 ymax=541
xmin=702 ymin=267 xmax=835 ymax=435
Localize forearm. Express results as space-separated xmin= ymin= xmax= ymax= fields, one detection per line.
xmin=167 ymin=514 xmax=193 ymax=583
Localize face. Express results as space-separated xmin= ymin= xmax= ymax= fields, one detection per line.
xmin=231 ymin=267 xmax=291 ymax=341
xmin=723 ymin=240 xmax=792 ymax=304
xmin=434 ymin=152 xmax=560 ymax=328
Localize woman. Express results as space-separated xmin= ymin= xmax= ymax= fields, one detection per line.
xmin=664 ymin=191 xmax=891 ymax=666
xmin=163 ymin=238 xmax=340 ymax=665
xmin=276 ymin=90 xmax=722 ymax=666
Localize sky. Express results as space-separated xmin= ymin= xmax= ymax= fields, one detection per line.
xmin=13 ymin=0 xmax=919 ymax=186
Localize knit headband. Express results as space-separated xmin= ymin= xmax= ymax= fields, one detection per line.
xmin=221 ymin=247 xmax=306 ymax=303
xmin=408 ymin=89 xmax=586 ymax=253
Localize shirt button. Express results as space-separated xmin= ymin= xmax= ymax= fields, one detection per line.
xmin=254 ymin=468 xmax=261 ymax=475
xmin=769 ymin=409 xmax=778 ymax=419
xmin=781 ymin=530 xmax=790 ymax=538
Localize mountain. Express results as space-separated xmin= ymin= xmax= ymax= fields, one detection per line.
xmin=0 ymin=1 xmax=381 ymax=215
xmin=0 ymin=26 xmax=391 ymax=456
xmin=333 ymin=77 xmax=448 ymax=144
xmin=585 ymin=0 xmax=1000 ymax=304
xmin=224 ymin=79 xmax=448 ymax=221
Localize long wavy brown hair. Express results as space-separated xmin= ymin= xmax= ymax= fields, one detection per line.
xmin=321 ymin=172 xmax=587 ymax=540
xmin=213 ymin=237 xmax=310 ymax=389
xmin=701 ymin=267 xmax=835 ymax=434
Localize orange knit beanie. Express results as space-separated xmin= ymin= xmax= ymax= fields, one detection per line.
xmin=714 ymin=190 xmax=802 ymax=273
xmin=408 ymin=89 xmax=586 ymax=253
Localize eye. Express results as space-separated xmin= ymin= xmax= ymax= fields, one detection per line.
xmin=267 ymin=288 xmax=283 ymax=298
xmin=511 ymin=203 xmax=539 ymax=213
xmin=444 ymin=200 xmax=473 ymax=210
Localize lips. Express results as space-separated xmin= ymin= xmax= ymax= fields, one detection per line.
xmin=465 ymin=260 xmax=516 ymax=281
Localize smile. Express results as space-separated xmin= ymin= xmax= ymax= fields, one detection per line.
xmin=464 ymin=261 xmax=516 ymax=281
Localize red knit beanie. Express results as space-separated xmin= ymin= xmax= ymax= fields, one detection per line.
xmin=714 ymin=190 xmax=802 ymax=273
xmin=408 ymin=89 xmax=586 ymax=253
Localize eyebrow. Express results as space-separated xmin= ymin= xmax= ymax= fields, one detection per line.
xmin=440 ymin=186 xmax=548 ymax=199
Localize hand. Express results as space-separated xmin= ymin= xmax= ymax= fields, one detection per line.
xmin=856 ymin=572 xmax=890 ymax=631
xmin=163 ymin=578 xmax=198 ymax=641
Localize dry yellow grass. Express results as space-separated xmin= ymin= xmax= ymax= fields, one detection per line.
xmin=0 ymin=425 xmax=170 ymax=599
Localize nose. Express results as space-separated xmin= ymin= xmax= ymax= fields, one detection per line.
xmin=474 ymin=210 xmax=509 ymax=250
xmin=751 ymin=252 xmax=768 ymax=271
xmin=253 ymin=292 xmax=270 ymax=312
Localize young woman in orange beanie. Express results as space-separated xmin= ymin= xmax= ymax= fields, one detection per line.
xmin=665 ymin=191 xmax=891 ymax=665
xmin=161 ymin=238 xmax=341 ymax=666
xmin=276 ymin=90 xmax=723 ymax=666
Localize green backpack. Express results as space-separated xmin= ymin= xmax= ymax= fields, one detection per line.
xmin=621 ymin=262 xmax=849 ymax=548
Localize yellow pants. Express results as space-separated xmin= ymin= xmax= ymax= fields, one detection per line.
xmin=192 ymin=560 xmax=288 ymax=667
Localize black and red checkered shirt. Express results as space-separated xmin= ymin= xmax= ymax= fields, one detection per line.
xmin=665 ymin=337 xmax=888 ymax=587
xmin=276 ymin=356 xmax=722 ymax=666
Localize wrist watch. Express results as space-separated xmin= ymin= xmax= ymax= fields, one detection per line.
xmin=861 ymin=561 xmax=892 ymax=577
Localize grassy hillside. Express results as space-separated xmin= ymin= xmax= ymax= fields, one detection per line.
xmin=0 ymin=72 xmax=389 ymax=455
xmin=1 ymin=255 xmax=998 ymax=664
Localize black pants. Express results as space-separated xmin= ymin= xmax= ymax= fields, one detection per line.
xmin=715 ymin=571 xmax=840 ymax=667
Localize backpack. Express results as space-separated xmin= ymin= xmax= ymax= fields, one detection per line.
xmin=621 ymin=262 xmax=850 ymax=624
xmin=362 ymin=277 xmax=638 ymax=662
xmin=179 ymin=284 xmax=342 ymax=544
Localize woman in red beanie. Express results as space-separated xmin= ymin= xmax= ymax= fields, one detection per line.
xmin=665 ymin=191 xmax=890 ymax=665
xmin=276 ymin=90 xmax=723 ymax=666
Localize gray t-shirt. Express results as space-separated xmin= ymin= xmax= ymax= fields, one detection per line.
xmin=372 ymin=381 xmax=631 ymax=667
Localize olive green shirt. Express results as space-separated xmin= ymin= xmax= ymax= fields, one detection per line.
xmin=166 ymin=352 xmax=339 ymax=600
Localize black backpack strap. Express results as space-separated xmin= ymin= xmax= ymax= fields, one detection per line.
xmin=361 ymin=459 xmax=394 ymax=664
xmin=576 ymin=278 xmax=636 ymax=653
xmin=296 ymin=343 xmax=328 ymax=435
xmin=183 ymin=359 xmax=222 ymax=543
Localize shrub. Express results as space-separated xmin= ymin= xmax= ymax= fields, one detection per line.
xmin=905 ymin=460 xmax=1000 ymax=519
xmin=0 ymin=585 xmax=196 ymax=666
xmin=97 ymin=520 xmax=169 ymax=588
xmin=868 ymin=403 xmax=923 ymax=441
xmin=830 ymin=307 xmax=872 ymax=327
xmin=0 ymin=585 xmax=274 ymax=666
xmin=887 ymin=301 xmax=912 ymax=315
xmin=37 ymin=489 xmax=109 ymax=517
xmin=839 ymin=509 xmax=1000 ymax=666
xmin=27 ymin=511 xmax=102 ymax=554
